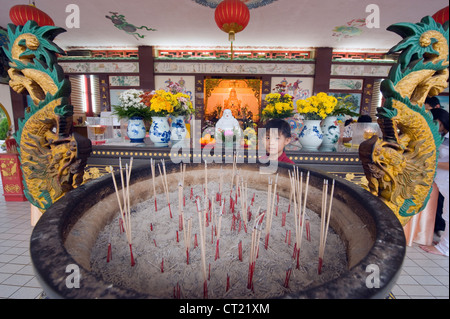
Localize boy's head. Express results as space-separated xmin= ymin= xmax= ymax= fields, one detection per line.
xmin=430 ymin=108 xmax=449 ymax=136
xmin=264 ymin=119 xmax=292 ymax=159
xmin=425 ymin=96 xmax=441 ymax=110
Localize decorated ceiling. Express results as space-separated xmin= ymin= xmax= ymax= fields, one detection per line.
xmin=0 ymin=0 xmax=448 ymax=52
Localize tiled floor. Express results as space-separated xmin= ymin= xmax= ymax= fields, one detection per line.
xmin=0 ymin=180 xmax=448 ymax=299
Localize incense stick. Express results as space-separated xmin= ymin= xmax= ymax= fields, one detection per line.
xmin=158 ymin=160 xmax=172 ymax=218
xmin=264 ymin=174 xmax=278 ymax=249
xmin=247 ymin=207 xmax=262 ymax=290
xmin=150 ymin=158 xmax=157 ymax=211
xmin=318 ymin=179 xmax=335 ymax=274
xmin=196 ymin=197 xmax=208 ymax=297
xmin=111 ymin=158 xmax=135 ymax=266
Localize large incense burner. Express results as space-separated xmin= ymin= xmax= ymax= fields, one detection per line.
xmin=30 ymin=162 xmax=405 ymax=299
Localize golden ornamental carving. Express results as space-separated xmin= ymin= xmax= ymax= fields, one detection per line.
xmin=359 ymin=17 xmax=449 ymax=225
xmin=3 ymin=21 xmax=92 ymax=212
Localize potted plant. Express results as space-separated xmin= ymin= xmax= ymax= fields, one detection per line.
xmin=261 ymin=90 xmax=295 ymax=122
xmin=295 ymin=92 xmax=338 ymax=150
xmin=140 ymin=89 xmax=177 ymax=147
xmin=322 ymin=94 xmax=360 ymax=147
xmin=112 ymin=89 xmax=152 ymax=143
xmin=170 ymin=92 xmax=195 ymax=142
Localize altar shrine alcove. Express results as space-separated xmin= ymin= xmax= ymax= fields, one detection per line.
xmin=204 ymin=79 xmax=262 ymax=127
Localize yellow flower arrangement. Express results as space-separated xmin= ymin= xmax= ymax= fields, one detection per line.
xmin=141 ymin=90 xmax=177 ymax=116
xmin=261 ymin=92 xmax=295 ymax=120
xmin=172 ymin=92 xmax=194 ymax=116
xmin=296 ymin=92 xmax=338 ymax=120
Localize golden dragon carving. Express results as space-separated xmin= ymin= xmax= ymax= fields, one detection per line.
xmin=359 ymin=16 xmax=449 ymax=226
xmin=2 ymin=21 xmax=91 ymax=212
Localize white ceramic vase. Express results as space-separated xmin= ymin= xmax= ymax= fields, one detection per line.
xmin=170 ymin=115 xmax=187 ymax=142
xmin=299 ymin=119 xmax=323 ymax=150
xmin=126 ymin=116 xmax=146 ymax=143
xmin=149 ymin=116 xmax=171 ymax=147
xmin=321 ymin=116 xmax=340 ymax=146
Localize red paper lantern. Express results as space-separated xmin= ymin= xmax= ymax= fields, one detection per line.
xmin=9 ymin=4 xmax=55 ymax=27
xmin=432 ymin=6 xmax=449 ymax=24
xmin=215 ymin=0 xmax=250 ymax=42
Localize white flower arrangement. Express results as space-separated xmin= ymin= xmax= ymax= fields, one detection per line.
xmin=113 ymin=89 xmax=152 ymax=120
xmin=118 ymin=89 xmax=145 ymax=109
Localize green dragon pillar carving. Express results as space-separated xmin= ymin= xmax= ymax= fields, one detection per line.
xmin=359 ymin=16 xmax=449 ymax=226
xmin=2 ymin=20 xmax=91 ymax=214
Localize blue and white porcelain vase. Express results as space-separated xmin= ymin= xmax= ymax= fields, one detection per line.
xmin=170 ymin=115 xmax=187 ymax=142
xmin=149 ymin=116 xmax=171 ymax=147
xmin=126 ymin=116 xmax=146 ymax=143
xmin=299 ymin=119 xmax=323 ymax=150
xmin=321 ymin=116 xmax=340 ymax=146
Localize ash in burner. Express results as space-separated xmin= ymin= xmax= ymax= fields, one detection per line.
xmin=90 ymin=179 xmax=347 ymax=299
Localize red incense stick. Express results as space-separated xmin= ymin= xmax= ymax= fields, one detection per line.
xmin=215 ymin=239 xmax=220 ymax=260
xmin=318 ymin=257 xmax=323 ymax=274
xmin=208 ymin=263 xmax=211 ymax=280
xmin=174 ymin=282 xmax=181 ymax=299
xmin=306 ymin=220 xmax=311 ymax=241
xmin=129 ymin=244 xmax=135 ymax=267
xmin=284 ymin=268 xmax=292 ymax=288
xmin=264 ymin=233 xmax=270 ymax=250
xmin=168 ymin=203 xmax=173 ymax=219
xmin=247 ymin=262 xmax=255 ymax=289
xmin=119 ymin=218 xmax=124 ymax=233
xmin=107 ymin=243 xmax=112 ymax=262
xmin=238 ymin=241 xmax=243 ymax=261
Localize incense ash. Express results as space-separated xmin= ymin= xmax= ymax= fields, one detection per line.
xmin=90 ymin=163 xmax=347 ymax=299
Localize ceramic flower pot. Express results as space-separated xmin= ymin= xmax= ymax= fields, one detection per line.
xmin=299 ymin=119 xmax=323 ymax=150
xmin=321 ymin=116 xmax=340 ymax=146
xmin=149 ymin=116 xmax=171 ymax=147
xmin=170 ymin=115 xmax=187 ymax=142
xmin=126 ymin=116 xmax=146 ymax=143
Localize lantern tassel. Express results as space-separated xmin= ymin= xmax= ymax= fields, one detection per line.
xmin=228 ymin=31 xmax=235 ymax=42
xmin=230 ymin=40 xmax=234 ymax=61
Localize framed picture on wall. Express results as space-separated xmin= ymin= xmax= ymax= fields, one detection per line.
xmin=271 ymin=77 xmax=313 ymax=103
xmin=109 ymin=89 xmax=129 ymax=108
xmin=329 ymin=78 xmax=363 ymax=91
xmin=328 ymin=92 xmax=362 ymax=117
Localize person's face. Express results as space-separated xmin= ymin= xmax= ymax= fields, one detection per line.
xmin=425 ymin=103 xmax=440 ymax=110
xmin=265 ymin=129 xmax=291 ymax=158
xmin=437 ymin=119 xmax=448 ymax=136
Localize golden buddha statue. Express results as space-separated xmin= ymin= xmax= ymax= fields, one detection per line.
xmin=224 ymin=88 xmax=241 ymax=118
